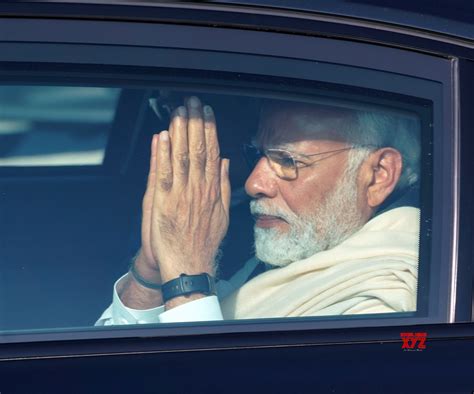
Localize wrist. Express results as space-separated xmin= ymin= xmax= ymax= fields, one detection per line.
xmin=160 ymin=261 xmax=216 ymax=284
xmin=165 ymin=293 xmax=206 ymax=310
xmin=131 ymin=252 xmax=162 ymax=289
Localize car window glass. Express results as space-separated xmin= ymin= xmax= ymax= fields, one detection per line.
xmin=0 ymin=79 xmax=432 ymax=335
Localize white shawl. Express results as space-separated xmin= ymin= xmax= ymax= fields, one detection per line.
xmin=221 ymin=207 xmax=419 ymax=319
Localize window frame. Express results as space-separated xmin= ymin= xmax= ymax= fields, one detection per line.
xmin=0 ymin=17 xmax=460 ymax=344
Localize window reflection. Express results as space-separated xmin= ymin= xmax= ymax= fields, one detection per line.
xmin=0 ymin=86 xmax=120 ymax=166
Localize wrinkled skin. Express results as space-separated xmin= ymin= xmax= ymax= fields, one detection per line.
xmin=120 ymin=96 xmax=230 ymax=309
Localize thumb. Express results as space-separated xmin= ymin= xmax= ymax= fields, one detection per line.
xmin=220 ymin=158 xmax=231 ymax=214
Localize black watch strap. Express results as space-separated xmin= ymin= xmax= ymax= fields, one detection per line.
xmin=161 ymin=273 xmax=216 ymax=303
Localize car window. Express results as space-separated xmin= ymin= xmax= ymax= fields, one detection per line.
xmin=0 ymin=74 xmax=435 ymax=334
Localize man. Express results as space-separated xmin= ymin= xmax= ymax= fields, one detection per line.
xmin=97 ymin=95 xmax=420 ymax=325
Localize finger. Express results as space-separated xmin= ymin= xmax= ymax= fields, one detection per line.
xmin=155 ymin=130 xmax=173 ymax=193
xmin=144 ymin=134 xmax=159 ymax=211
xmin=142 ymin=134 xmax=159 ymax=251
xmin=186 ymin=96 xmax=206 ymax=176
xmin=220 ymin=158 xmax=231 ymax=214
xmin=146 ymin=134 xmax=159 ymax=191
xmin=170 ymin=106 xmax=189 ymax=186
xmin=203 ymin=105 xmax=220 ymax=182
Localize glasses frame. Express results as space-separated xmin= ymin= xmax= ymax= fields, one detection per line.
xmin=242 ymin=144 xmax=369 ymax=180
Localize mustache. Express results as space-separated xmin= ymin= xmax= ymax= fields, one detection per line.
xmin=249 ymin=200 xmax=297 ymax=223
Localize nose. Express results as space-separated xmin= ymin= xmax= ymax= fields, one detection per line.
xmin=245 ymin=157 xmax=278 ymax=199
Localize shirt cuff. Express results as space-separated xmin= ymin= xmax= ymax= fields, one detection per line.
xmin=111 ymin=274 xmax=165 ymax=325
xmin=159 ymin=295 xmax=223 ymax=323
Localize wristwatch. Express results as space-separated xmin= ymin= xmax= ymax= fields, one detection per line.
xmin=161 ymin=273 xmax=216 ymax=303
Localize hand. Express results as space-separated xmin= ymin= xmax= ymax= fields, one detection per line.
xmin=145 ymin=96 xmax=231 ymax=283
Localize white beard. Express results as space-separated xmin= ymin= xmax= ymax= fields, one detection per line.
xmin=251 ymin=165 xmax=366 ymax=268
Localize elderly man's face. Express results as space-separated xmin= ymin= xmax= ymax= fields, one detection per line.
xmin=245 ymin=105 xmax=368 ymax=266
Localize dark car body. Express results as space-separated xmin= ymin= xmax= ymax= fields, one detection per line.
xmin=0 ymin=1 xmax=474 ymax=393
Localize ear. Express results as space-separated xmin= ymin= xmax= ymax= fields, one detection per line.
xmin=360 ymin=148 xmax=403 ymax=209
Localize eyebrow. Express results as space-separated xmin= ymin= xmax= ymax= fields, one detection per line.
xmin=251 ymin=136 xmax=295 ymax=151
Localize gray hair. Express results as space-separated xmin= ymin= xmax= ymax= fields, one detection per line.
xmin=341 ymin=110 xmax=421 ymax=193
xmin=261 ymin=99 xmax=421 ymax=194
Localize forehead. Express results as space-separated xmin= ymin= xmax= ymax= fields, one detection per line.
xmin=257 ymin=103 xmax=352 ymax=148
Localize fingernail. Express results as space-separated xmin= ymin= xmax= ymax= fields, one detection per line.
xmin=176 ymin=106 xmax=186 ymax=116
xmin=225 ymin=159 xmax=230 ymax=174
xmin=188 ymin=96 xmax=200 ymax=108
xmin=161 ymin=131 xmax=169 ymax=141
xmin=204 ymin=105 xmax=213 ymax=115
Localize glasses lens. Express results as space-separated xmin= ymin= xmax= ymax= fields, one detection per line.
xmin=266 ymin=150 xmax=297 ymax=180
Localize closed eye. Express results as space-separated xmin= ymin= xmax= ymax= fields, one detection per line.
xmin=294 ymin=159 xmax=309 ymax=168
xmin=273 ymin=156 xmax=294 ymax=167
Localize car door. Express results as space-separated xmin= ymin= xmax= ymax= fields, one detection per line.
xmin=0 ymin=1 xmax=473 ymax=393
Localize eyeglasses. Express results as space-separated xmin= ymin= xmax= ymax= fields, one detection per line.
xmin=242 ymin=143 xmax=357 ymax=180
